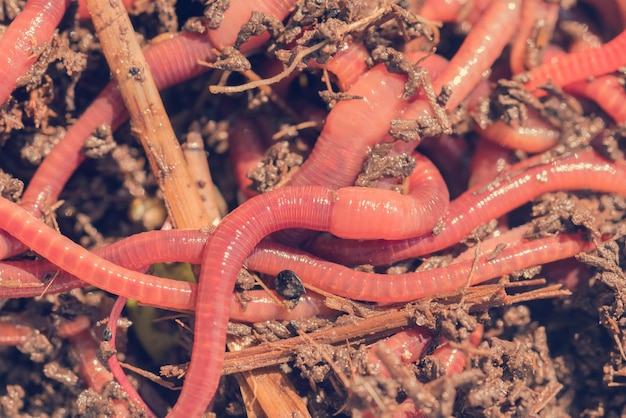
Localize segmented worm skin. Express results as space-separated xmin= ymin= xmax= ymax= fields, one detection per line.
xmin=0 ymin=0 xmax=70 ymax=104
xmin=309 ymin=151 xmax=626 ymax=265
xmin=524 ymin=28 xmax=626 ymax=93
xmin=367 ymin=328 xmax=433 ymax=378
xmin=0 ymin=229 xmax=335 ymax=322
xmin=0 ymin=198 xmax=196 ymax=311
xmin=543 ymin=48 xmax=626 ymax=124
xmin=363 ymin=325 xmax=484 ymax=418
xmin=477 ymin=116 xmax=560 ymax=153
xmin=414 ymin=0 xmax=492 ymax=24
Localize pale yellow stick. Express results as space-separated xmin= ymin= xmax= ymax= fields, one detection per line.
xmin=86 ymin=0 xmax=209 ymax=229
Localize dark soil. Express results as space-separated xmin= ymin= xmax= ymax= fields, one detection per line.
xmin=2 ymin=1 xmax=626 ymax=417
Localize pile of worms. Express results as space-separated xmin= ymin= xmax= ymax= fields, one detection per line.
xmin=2 ymin=0 xmax=626 ymax=416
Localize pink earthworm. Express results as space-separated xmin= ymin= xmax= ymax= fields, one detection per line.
xmin=524 ymin=29 xmax=626 ymax=93
xmin=287 ymin=52 xmax=437 ymax=190
xmin=388 ymin=0 xmax=521 ymax=150
xmin=477 ymin=116 xmax=561 ymax=153
xmin=468 ymin=139 xmax=515 ymax=189
xmin=0 ymin=222 xmax=582 ymax=306
xmin=0 ymin=318 xmax=35 ymax=346
xmin=413 ymin=0 xmax=492 ymax=24
xmin=104 ymin=296 xmax=157 ymax=417
xmin=229 ymin=118 xmax=267 ymax=199
xmin=540 ymin=46 xmax=626 ymax=124
xmin=509 ymin=0 xmax=560 ymax=74
xmin=367 ymin=327 xmax=433 ymax=378
xmin=0 ymin=232 xmax=334 ymax=322
xmin=431 ymin=0 xmax=520 ymax=110
xmin=308 ymin=150 xmax=626 ymax=265
xmin=430 ymin=325 xmax=484 ymax=377
xmin=57 ymin=315 xmax=132 ymax=416
xmin=0 ymin=0 xmax=70 ymax=105
xmin=363 ymin=325 xmax=483 ymax=418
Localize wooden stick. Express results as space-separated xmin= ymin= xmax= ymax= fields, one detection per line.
xmin=85 ymin=0 xmax=210 ymax=229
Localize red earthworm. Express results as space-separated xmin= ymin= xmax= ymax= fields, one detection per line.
xmin=430 ymin=325 xmax=484 ymax=377
xmin=468 ymin=139 xmax=514 ymax=189
xmin=287 ymin=56 xmax=428 ymax=189
xmin=104 ymin=295 xmax=157 ymax=417
xmin=229 ymin=118 xmax=268 ymax=200
xmin=57 ymin=316 xmax=113 ymax=392
xmin=0 ymin=0 xmax=70 ymax=105
xmin=414 ymin=0 xmax=492 ymax=24
xmin=434 ymin=0 xmax=520 ymax=110
xmin=308 ymin=150 xmax=625 ymax=265
xmin=367 ymin=327 xmax=432 ymax=378
xmin=453 ymin=225 xmax=529 ymax=263
xmin=540 ymin=46 xmax=626 ymax=124
xmin=248 ymin=233 xmax=596 ymax=303
xmin=477 ymin=116 xmax=560 ymax=153
xmin=0 ymin=319 xmax=35 ymax=346
xmin=393 ymin=0 xmax=521 ymax=144
xmin=58 ymin=315 xmax=133 ymax=416
xmin=524 ymin=29 xmax=626 ymax=93
xmin=0 ymin=197 xmax=196 ymax=311
xmin=323 ymin=43 xmax=371 ymax=90
xmin=509 ymin=0 xmax=559 ymax=74
xmin=364 ymin=325 xmax=483 ymax=418
xmin=0 ymin=224 xmax=566 ymax=306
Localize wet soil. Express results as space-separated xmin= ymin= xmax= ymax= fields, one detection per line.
xmin=2 ymin=0 xmax=626 ymax=417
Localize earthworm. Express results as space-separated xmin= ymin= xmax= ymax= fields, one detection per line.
xmin=366 ymin=327 xmax=432 ymax=378
xmin=414 ymin=0 xmax=492 ymax=24
xmin=0 ymin=0 xmax=70 ymax=104
xmin=0 ymin=222 xmax=584 ymax=306
xmin=509 ymin=0 xmax=559 ymax=74
xmin=434 ymin=0 xmax=521 ymax=110
xmin=308 ymin=150 xmax=625 ymax=265
xmin=524 ymin=29 xmax=626 ymax=93
xmin=229 ymin=118 xmax=267 ymax=199
xmin=477 ymin=116 xmax=561 ymax=154
xmin=364 ymin=325 xmax=484 ymax=417
xmin=389 ymin=0 xmax=521 ymax=148
xmin=58 ymin=315 xmax=131 ymax=416
xmin=287 ymin=58 xmax=428 ymax=189
xmin=468 ymin=140 xmax=514 ymax=189
xmin=104 ymin=295 xmax=157 ymax=417
xmin=541 ymin=46 xmax=626 ymax=124
xmin=0 ymin=319 xmax=35 ymax=346
xmin=430 ymin=325 xmax=484 ymax=377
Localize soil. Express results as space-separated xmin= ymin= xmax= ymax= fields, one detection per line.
xmin=1 ymin=0 xmax=626 ymax=417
